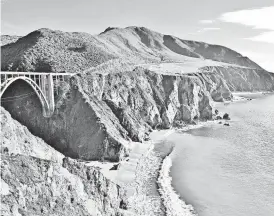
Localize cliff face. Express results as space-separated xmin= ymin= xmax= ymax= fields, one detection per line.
xmin=1 ymin=26 xmax=274 ymax=161
xmin=0 ymin=107 xmax=127 ymax=216
xmin=0 ymin=107 xmax=64 ymax=163
xmin=1 ymin=79 xmax=129 ymax=161
xmin=1 ymin=69 xmax=217 ymax=161
xmin=79 ymin=68 xmax=215 ymax=128
xmin=200 ymin=66 xmax=274 ymax=92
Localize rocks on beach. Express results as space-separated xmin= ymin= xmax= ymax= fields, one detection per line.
xmin=216 ymin=115 xmax=222 ymax=120
xmin=110 ymin=163 xmax=120 ymax=170
xmin=223 ymin=113 xmax=231 ymax=120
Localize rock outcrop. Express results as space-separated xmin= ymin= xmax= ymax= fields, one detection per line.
xmin=1 ymin=26 xmax=274 ymax=161
xmin=0 ymin=107 xmax=127 ymax=216
xmin=1 ymin=79 xmax=130 ymax=161
xmin=204 ymin=66 xmax=274 ymax=92
xmin=1 ymin=68 xmax=216 ymax=161
xmin=0 ymin=107 xmax=64 ymax=163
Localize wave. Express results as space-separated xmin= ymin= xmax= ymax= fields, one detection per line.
xmin=157 ymin=154 xmax=197 ymax=216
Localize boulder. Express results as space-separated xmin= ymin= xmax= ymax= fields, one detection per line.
xmin=223 ymin=113 xmax=231 ymax=120
xmin=215 ymin=115 xmax=222 ymax=120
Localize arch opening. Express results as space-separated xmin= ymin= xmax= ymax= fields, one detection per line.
xmin=1 ymin=77 xmax=51 ymax=117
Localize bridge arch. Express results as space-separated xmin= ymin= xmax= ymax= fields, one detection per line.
xmin=0 ymin=76 xmax=51 ymax=117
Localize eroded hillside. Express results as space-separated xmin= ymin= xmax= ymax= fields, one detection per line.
xmin=0 ymin=107 xmax=128 ymax=216
xmin=1 ymin=68 xmax=227 ymax=161
xmin=1 ymin=26 xmax=274 ymax=161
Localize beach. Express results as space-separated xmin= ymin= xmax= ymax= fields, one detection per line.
xmin=86 ymin=130 xmax=175 ymax=215
xmin=85 ymin=92 xmax=274 ymax=216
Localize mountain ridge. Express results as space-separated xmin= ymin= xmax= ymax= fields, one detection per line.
xmin=1 ymin=26 xmax=266 ymax=72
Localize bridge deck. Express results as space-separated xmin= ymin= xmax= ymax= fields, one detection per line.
xmin=0 ymin=72 xmax=75 ymax=76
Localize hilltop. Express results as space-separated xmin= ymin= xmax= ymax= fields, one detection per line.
xmin=1 ymin=26 xmax=263 ymax=72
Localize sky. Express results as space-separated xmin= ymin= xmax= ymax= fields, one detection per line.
xmin=1 ymin=0 xmax=274 ymax=71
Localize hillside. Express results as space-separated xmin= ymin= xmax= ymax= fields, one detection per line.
xmin=1 ymin=26 xmax=274 ymax=161
xmin=0 ymin=35 xmax=21 ymax=46
xmin=1 ymin=26 xmax=265 ymax=72
xmin=0 ymin=107 xmax=128 ymax=215
xmin=1 ymin=26 xmax=274 ymax=216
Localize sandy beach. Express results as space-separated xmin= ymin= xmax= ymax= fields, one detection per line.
xmin=111 ymin=130 xmax=175 ymax=215
xmin=111 ymin=129 xmax=197 ymax=216
xmin=84 ymin=129 xmax=175 ymax=215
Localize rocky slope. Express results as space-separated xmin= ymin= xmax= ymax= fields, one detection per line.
xmin=1 ymin=26 xmax=274 ymax=216
xmin=0 ymin=107 xmax=64 ymax=163
xmin=1 ymin=26 xmax=274 ymax=161
xmin=0 ymin=26 xmax=268 ymax=72
xmin=1 ymin=26 xmax=273 ymax=88
xmin=1 ymin=68 xmax=220 ymax=161
xmin=0 ymin=35 xmax=21 ymax=46
xmin=1 ymin=78 xmax=130 ymax=161
xmin=0 ymin=107 xmax=128 ymax=216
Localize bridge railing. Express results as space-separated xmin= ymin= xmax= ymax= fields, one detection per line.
xmin=0 ymin=72 xmax=74 ymax=75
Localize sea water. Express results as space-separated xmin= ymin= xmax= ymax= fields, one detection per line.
xmin=169 ymin=94 xmax=274 ymax=216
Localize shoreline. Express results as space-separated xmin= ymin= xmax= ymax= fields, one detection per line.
xmin=154 ymin=92 xmax=272 ymax=215
xmin=120 ymin=129 xmax=198 ymax=216
xmin=109 ymin=130 xmax=176 ymax=215
xmin=157 ymin=148 xmax=197 ymax=216
xmin=96 ymin=92 xmax=273 ymax=215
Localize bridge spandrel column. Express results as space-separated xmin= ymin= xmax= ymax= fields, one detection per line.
xmin=40 ymin=74 xmax=55 ymax=117
xmin=47 ymin=73 xmax=55 ymax=114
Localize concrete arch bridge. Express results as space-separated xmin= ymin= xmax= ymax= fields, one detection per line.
xmin=1 ymin=72 xmax=75 ymax=117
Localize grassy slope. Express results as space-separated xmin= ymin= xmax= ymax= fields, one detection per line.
xmin=1 ymin=26 xmax=265 ymax=73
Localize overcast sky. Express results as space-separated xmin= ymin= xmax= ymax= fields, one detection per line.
xmin=1 ymin=0 xmax=274 ymax=71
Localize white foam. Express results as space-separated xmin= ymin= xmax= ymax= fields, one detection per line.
xmin=157 ymin=156 xmax=197 ymax=216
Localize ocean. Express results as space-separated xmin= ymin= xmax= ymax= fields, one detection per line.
xmin=168 ymin=94 xmax=274 ymax=216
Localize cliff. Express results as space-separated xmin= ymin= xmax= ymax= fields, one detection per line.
xmin=1 ymin=26 xmax=274 ymax=161
xmin=1 ymin=68 xmax=218 ymax=161
xmin=1 ymin=26 xmax=274 ymax=215
xmin=0 ymin=107 xmax=127 ymax=216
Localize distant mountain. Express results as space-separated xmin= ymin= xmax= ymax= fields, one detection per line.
xmin=1 ymin=26 xmax=263 ymax=72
